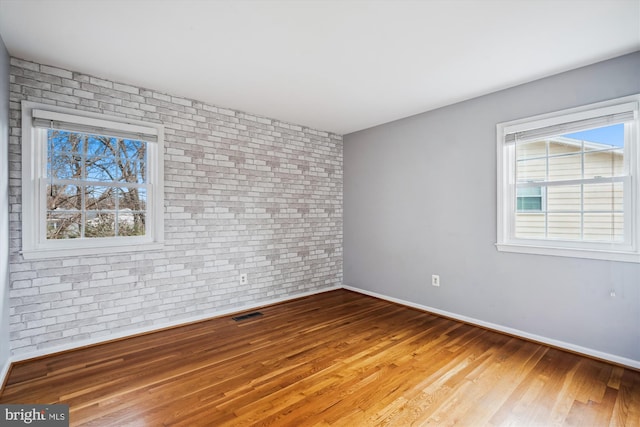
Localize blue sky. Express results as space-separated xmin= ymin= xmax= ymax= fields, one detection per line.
xmin=564 ymin=123 xmax=624 ymax=147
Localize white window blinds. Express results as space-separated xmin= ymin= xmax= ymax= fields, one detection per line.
xmin=504 ymin=102 xmax=637 ymax=144
xmin=32 ymin=108 xmax=158 ymax=142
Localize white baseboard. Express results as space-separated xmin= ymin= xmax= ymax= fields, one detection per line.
xmin=343 ymin=285 xmax=640 ymax=370
xmin=6 ymin=285 xmax=341 ymax=367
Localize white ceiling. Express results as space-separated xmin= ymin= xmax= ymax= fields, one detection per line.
xmin=0 ymin=0 xmax=639 ymax=135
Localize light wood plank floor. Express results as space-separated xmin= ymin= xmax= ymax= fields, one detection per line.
xmin=1 ymin=290 xmax=639 ymax=426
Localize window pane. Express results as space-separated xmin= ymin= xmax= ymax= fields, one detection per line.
xmin=564 ymin=123 xmax=624 ymax=149
xmin=87 ymin=134 xmax=115 ymax=156
xmin=516 ymin=157 xmax=546 ymax=182
xmin=47 ymin=184 xmax=82 ymax=210
xmin=48 ymin=130 xmax=83 ymax=154
xmin=547 ymin=185 xmax=581 ymax=211
xmin=118 ymin=187 xmax=146 ymax=210
xmin=515 ymin=140 xmax=546 ymax=160
xmin=583 ymin=149 xmax=624 ymax=179
xmin=85 ymin=186 xmax=115 ymax=211
xmin=515 ymin=140 xmax=547 ymax=182
xmin=49 ymin=152 xmax=83 ymax=180
xmin=119 ymin=212 xmax=145 ymax=236
xmin=86 ymin=136 xmax=119 ymax=181
xmin=565 ymin=123 xmax=625 ymax=179
xmin=583 ymin=182 xmax=623 ymax=211
xmin=47 ymin=131 xmax=84 ymax=181
xmin=118 ymin=188 xmax=146 ymax=236
xmin=548 ymin=153 xmax=581 ymax=180
xmin=47 ymin=211 xmax=82 ymax=239
xmin=86 ymin=155 xmax=120 ymax=182
xmin=583 ymin=213 xmax=624 ymax=242
xmin=85 ymin=212 xmax=116 ymax=238
xmin=118 ymin=139 xmax=147 ymax=184
xmin=515 ymin=213 xmax=545 ymax=239
xmin=48 ymin=130 xmax=84 ymax=180
xmin=547 ymin=213 xmax=581 ymax=239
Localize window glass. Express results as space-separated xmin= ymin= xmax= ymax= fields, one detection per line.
xmin=512 ymin=123 xmax=626 ymax=243
xmin=45 ymin=129 xmax=149 ymax=240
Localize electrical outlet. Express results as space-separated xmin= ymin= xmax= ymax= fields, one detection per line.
xmin=431 ymin=275 xmax=440 ymax=287
xmin=240 ymin=273 xmax=248 ymax=285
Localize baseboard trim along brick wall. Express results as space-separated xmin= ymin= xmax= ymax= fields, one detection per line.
xmin=7 ymin=58 xmax=343 ymax=357
xmin=4 ymin=286 xmax=342 ymax=369
xmin=0 ymin=286 xmax=341 ymax=391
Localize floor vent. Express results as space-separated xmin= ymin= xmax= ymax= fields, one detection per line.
xmin=232 ymin=312 xmax=263 ymax=322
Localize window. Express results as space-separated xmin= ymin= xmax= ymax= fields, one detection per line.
xmin=497 ymin=95 xmax=640 ymax=263
xmin=516 ymin=186 xmax=543 ymax=212
xmin=21 ymin=102 xmax=164 ymax=259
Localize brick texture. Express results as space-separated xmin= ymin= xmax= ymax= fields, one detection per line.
xmin=7 ymin=58 xmax=343 ymax=356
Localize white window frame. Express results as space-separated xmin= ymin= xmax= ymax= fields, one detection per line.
xmin=21 ymin=101 xmax=165 ymax=259
xmin=496 ymin=95 xmax=640 ymax=263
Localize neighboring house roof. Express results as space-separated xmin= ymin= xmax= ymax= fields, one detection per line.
xmin=544 ymin=136 xmax=622 ymax=153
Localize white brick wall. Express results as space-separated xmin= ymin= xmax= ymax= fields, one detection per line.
xmin=7 ymin=58 xmax=343 ymax=356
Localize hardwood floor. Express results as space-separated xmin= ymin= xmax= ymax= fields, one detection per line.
xmin=1 ymin=289 xmax=639 ymax=426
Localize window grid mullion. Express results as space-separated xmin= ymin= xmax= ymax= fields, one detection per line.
xmin=517 ymin=176 xmax=626 ymax=187
xmin=80 ymin=135 xmax=87 ymax=239
xmin=50 ymin=178 xmax=147 ymax=189
xmin=115 ymin=142 xmax=120 ymax=237
xmin=623 ymin=122 xmax=632 ymax=245
xmin=512 ymin=139 xmax=518 ymax=240
xmin=580 ymin=140 xmax=585 ymax=240
xmin=545 ymin=140 xmax=549 ymax=238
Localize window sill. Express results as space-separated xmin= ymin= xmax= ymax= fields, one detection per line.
xmin=21 ymin=242 xmax=164 ymax=260
xmin=496 ymin=242 xmax=640 ymax=263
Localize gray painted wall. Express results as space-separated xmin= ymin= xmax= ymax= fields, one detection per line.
xmin=0 ymin=36 xmax=10 ymax=375
xmin=344 ymin=52 xmax=640 ymax=362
